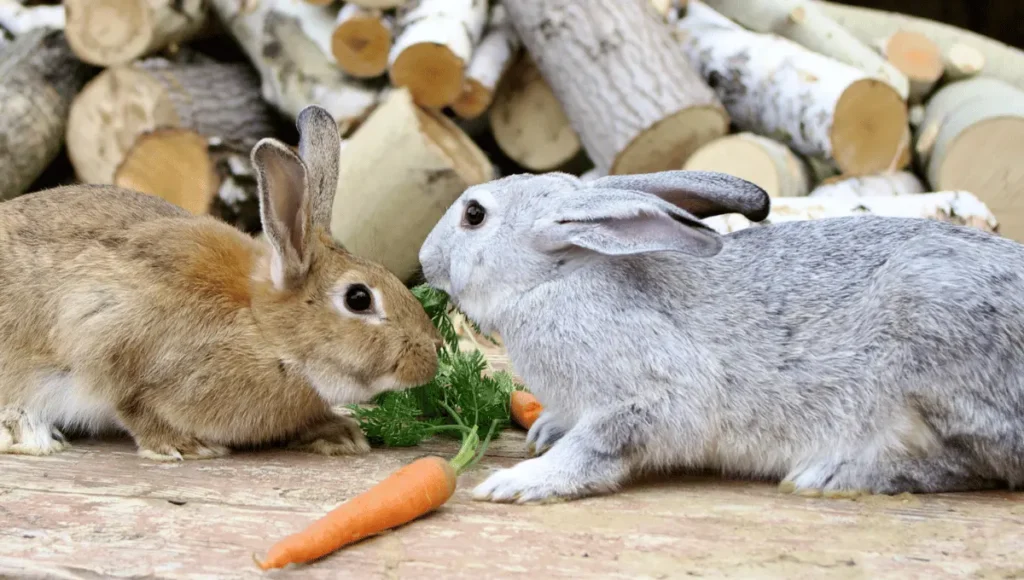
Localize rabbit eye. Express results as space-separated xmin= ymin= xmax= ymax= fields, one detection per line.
xmin=344 ymin=284 xmax=373 ymax=312
xmin=463 ymin=200 xmax=486 ymax=228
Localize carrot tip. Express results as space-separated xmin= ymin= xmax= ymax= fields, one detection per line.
xmin=252 ymin=552 xmax=269 ymax=571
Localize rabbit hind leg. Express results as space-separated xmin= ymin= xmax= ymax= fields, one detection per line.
xmin=117 ymin=403 xmax=229 ymax=461
xmin=0 ymin=406 xmax=69 ymax=456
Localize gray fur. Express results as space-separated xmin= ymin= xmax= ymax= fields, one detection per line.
xmin=418 ymin=170 xmax=1024 ymax=503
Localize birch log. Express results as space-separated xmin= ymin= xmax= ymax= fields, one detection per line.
xmin=505 ymin=0 xmax=727 ymax=175
xmin=916 ymin=79 xmax=1024 ymax=241
xmin=64 ymin=0 xmax=210 ymax=67
xmin=943 ymin=43 xmax=985 ymax=83
xmin=676 ymin=2 xmax=908 ymax=176
xmin=114 ymin=130 xmax=262 ymax=232
xmin=349 ymin=0 xmax=407 ymax=8
xmin=0 ymin=29 xmax=92 ymax=199
xmin=0 ymin=0 xmax=64 ymax=34
xmin=66 ymin=57 xmax=275 ymax=185
xmin=209 ymin=0 xmax=380 ymax=131
xmin=809 ymin=171 xmax=925 ymax=199
xmin=813 ymin=1 xmax=1024 ymax=93
xmin=701 ymin=0 xmax=910 ymax=100
xmin=388 ymin=0 xmax=488 ymax=108
xmin=331 ymin=3 xmax=393 ymax=78
xmin=488 ymin=53 xmax=580 ymax=172
xmin=683 ymin=133 xmax=812 ymax=198
xmin=703 ymin=191 xmax=999 ymax=235
xmin=875 ymin=31 xmax=943 ymax=104
xmin=330 ymin=88 xmax=493 ymax=281
xmin=451 ymin=4 xmax=519 ymax=120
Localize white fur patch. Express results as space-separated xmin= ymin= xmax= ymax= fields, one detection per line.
xmin=27 ymin=372 xmax=122 ymax=436
xmin=303 ymin=369 xmax=406 ymax=405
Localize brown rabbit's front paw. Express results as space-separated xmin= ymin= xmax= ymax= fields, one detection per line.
xmin=136 ymin=436 xmax=230 ymax=462
xmin=289 ymin=414 xmax=370 ymax=456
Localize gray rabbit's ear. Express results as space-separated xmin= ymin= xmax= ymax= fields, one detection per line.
xmin=533 ymin=189 xmax=723 ymax=258
xmin=588 ymin=171 xmax=770 ymax=221
xmin=295 ymin=105 xmax=341 ymax=231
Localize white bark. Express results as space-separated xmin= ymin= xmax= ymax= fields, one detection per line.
xmin=451 ymin=4 xmax=519 ymax=119
xmin=683 ymin=132 xmax=812 ymax=198
xmin=209 ymin=0 xmax=379 ymax=132
xmin=809 ymin=172 xmax=925 ymax=199
xmin=813 ymin=0 xmax=1024 ymax=93
xmin=675 ymin=2 xmax=907 ymax=175
xmin=505 ymin=0 xmax=727 ymax=175
xmin=701 ymin=0 xmax=910 ymax=100
xmin=329 ymin=88 xmax=494 ymax=281
xmin=943 ymin=43 xmax=985 ymax=82
xmin=703 ymin=191 xmax=999 ymax=234
xmin=348 ymin=0 xmax=408 ymax=8
xmin=273 ymin=0 xmax=339 ymax=63
xmin=0 ymin=0 xmax=63 ymax=35
xmin=915 ymin=78 xmax=1021 ymax=168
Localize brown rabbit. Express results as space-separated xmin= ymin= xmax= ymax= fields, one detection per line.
xmin=0 ymin=105 xmax=441 ymax=460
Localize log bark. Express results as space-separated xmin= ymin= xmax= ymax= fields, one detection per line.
xmin=809 ymin=171 xmax=925 ymax=199
xmin=0 ymin=29 xmax=93 ymax=200
xmin=701 ymin=0 xmax=910 ymax=100
xmin=813 ymin=0 xmax=1024 ymax=93
xmin=943 ymin=43 xmax=985 ymax=83
xmin=0 ymin=0 xmax=63 ymax=35
xmin=505 ymin=0 xmax=727 ymax=175
xmin=66 ymin=57 xmax=275 ymax=185
xmin=451 ymin=3 xmax=519 ymax=120
xmin=703 ymin=191 xmax=999 ymax=234
xmin=348 ymin=0 xmax=407 ymax=8
xmin=488 ymin=53 xmax=581 ymax=172
xmin=63 ymin=0 xmax=210 ymax=67
xmin=917 ymin=79 xmax=1024 ymax=242
xmin=388 ymin=0 xmax=488 ymax=108
xmin=683 ymin=132 xmax=812 ymax=198
xmin=329 ymin=88 xmax=493 ymax=281
xmin=675 ymin=2 xmax=908 ymax=176
xmin=875 ymin=31 xmax=942 ymax=104
xmin=209 ymin=0 xmax=380 ymax=132
xmin=331 ymin=3 xmax=393 ymax=78
xmin=113 ymin=129 xmax=262 ymax=232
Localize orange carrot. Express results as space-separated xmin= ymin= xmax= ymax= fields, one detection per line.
xmin=511 ymin=390 xmax=543 ymax=430
xmin=255 ymin=416 xmax=495 ymax=571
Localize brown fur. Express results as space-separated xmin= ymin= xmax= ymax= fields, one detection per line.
xmin=0 ymin=107 xmax=440 ymax=460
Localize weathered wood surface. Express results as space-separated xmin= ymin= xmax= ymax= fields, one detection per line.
xmin=2 ymin=429 xmax=1023 ymax=578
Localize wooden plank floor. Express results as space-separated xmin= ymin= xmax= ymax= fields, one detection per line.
xmin=1 ymin=428 xmax=1023 ymax=579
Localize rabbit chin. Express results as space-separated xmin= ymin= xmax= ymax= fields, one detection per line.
xmin=303 ymin=370 xmax=407 ymax=405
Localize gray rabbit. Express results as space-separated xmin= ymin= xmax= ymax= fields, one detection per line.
xmin=418 ymin=170 xmax=1024 ymax=504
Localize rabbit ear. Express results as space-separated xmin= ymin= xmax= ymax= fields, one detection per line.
xmin=295 ymin=105 xmax=341 ymax=231
xmin=252 ymin=137 xmax=313 ymax=289
xmin=588 ymin=170 xmax=770 ymax=221
xmin=533 ymin=189 xmax=723 ymax=258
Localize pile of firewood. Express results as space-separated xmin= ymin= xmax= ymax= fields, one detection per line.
xmin=2 ymin=0 xmax=1023 ymax=283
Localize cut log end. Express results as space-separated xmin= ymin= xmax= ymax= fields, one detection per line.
xmin=450 ymin=78 xmax=492 ymax=120
xmin=683 ymin=133 xmax=810 ymax=198
xmin=944 ymin=43 xmax=985 ymax=81
xmin=113 ymin=128 xmax=217 ymax=215
xmin=611 ymin=106 xmax=728 ymax=175
xmin=389 ymin=43 xmax=465 ymax=108
xmin=414 ymin=106 xmax=493 ymax=186
xmin=883 ymin=30 xmax=942 ymax=100
xmin=64 ymin=0 xmax=154 ymax=65
xmin=934 ymin=115 xmax=1024 ymax=241
xmin=831 ymin=78 xmax=909 ymax=175
xmin=67 ymin=66 xmax=180 ymax=184
xmin=331 ymin=10 xmax=391 ymax=78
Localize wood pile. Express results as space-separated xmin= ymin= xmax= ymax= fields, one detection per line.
xmin=1 ymin=0 xmax=1023 ymax=282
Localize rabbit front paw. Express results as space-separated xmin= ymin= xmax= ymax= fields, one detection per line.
xmin=526 ymin=411 xmax=567 ymax=457
xmin=0 ymin=407 xmax=69 ymax=456
xmin=288 ymin=413 xmax=370 ymax=456
xmin=472 ymin=447 xmax=626 ymax=504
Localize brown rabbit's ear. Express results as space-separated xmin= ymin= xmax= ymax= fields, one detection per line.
xmin=252 ymin=137 xmax=312 ymax=289
xmin=296 ymin=105 xmax=341 ymax=231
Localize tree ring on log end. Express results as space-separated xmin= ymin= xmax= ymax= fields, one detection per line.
xmin=332 ymin=13 xmax=392 ymax=78
xmin=610 ymin=106 xmax=728 ymax=175
xmin=65 ymin=0 xmax=152 ymax=67
xmin=933 ymin=113 xmax=1024 ymax=242
xmin=830 ymin=78 xmax=908 ymax=175
xmin=113 ymin=128 xmax=217 ymax=215
xmin=66 ymin=66 xmax=180 ymax=184
xmin=389 ymin=44 xmax=465 ymax=108
xmin=684 ymin=134 xmax=808 ymax=198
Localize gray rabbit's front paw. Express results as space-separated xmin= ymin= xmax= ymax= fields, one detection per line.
xmin=526 ymin=411 xmax=567 ymax=457
xmin=472 ymin=454 xmax=619 ymax=503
